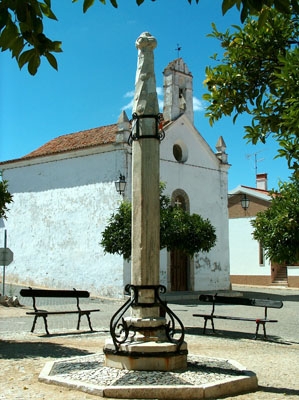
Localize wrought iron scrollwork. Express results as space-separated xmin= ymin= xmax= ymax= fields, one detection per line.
xmin=154 ymin=285 xmax=185 ymax=351
xmin=109 ymin=284 xmax=134 ymax=350
xmin=128 ymin=113 xmax=165 ymax=145
xmin=108 ymin=284 xmax=185 ymax=353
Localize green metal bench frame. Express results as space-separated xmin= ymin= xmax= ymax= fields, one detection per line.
xmin=193 ymin=294 xmax=283 ymax=339
xmin=20 ymin=287 xmax=100 ymax=335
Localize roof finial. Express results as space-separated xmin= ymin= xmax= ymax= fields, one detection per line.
xmin=216 ymin=136 xmax=228 ymax=164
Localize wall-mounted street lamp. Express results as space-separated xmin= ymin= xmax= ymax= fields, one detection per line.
xmin=115 ymin=174 xmax=126 ymax=196
xmin=241 ymin=194 xmax=250 ymax=211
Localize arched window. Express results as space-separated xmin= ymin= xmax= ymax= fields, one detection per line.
xmin=172 ymin=140 xmax=188 ymax=163
xmin=171 ymin=189 xmax=190 ymax=213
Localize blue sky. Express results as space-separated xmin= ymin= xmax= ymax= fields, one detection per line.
xmin=0 ymin=0 xmax=292 ymax=190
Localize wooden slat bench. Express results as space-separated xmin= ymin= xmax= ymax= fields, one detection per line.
xmin=20 ymin=287 xmax=100 ymax=335
xmin=193 ymin=294 xmax=283 ymax=339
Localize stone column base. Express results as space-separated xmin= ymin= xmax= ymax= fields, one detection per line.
xmin=104 ymin=339 xmax=188 ymax=371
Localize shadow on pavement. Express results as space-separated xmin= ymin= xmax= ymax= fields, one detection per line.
xmin=38 ymin=329 xmax=109 ymax=338
xmin=0 ymin=340 xmax=92 ymax=360
xmin=238 ymin=291 xmax=299 ymax=302
xmin=167 ymin=290 xmax=299 ymax=305
xmin=184 ymin=326 xmax=298 ymax=345
xmin=258 ymin=385 xmax=299 ymax=396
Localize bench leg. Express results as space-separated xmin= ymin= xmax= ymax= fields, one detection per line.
xmin=203 ymin=317 xmax=215 ymax=334
xmin=86 ymin=313 xmax=93 ymax=332
xmin=31 ymin=315 xmax=38 ymax=333
xmin=254 ymin=322 xmax=260 ymax=339
xmin=203 ymin=317 xmax=208 ymax=334
xmin=42 ymin=316 xmax=50 ymax=335
xmin=262 ymin=322 xmax=267 ymax=339
xmin=77 ymin=312 xmax=93 ymax=331
xmin=255 ymin=321 xmax=267 ymax=340
xmin=77 ymin=314 xmax=82 ymax=330
xmin=211 ymin=318 xmax=215 ymax=333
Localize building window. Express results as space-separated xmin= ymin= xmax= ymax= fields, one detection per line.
xmin=179 ymin=88 xmax=186 ymax=111
xmin=173 ymin=140 xmax=188 ymax=163
xmin=259 ymin=243 xmax=265 ymax=266
xmin=171 ymin=189 xmax=190 ymax=213
xmin=173 ymin=144 xmax=183 ymax=162
xmin=174 ymin=195 xmax=186 ymax=211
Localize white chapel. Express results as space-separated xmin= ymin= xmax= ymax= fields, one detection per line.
xmin=0 ymin=58 xmax=231 ymax=298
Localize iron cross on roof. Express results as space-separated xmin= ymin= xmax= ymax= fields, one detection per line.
xmin=175 ymin=44 xmax=182 ymax=58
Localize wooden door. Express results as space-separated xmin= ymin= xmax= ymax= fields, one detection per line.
xmin=171 ymin=249 xmax=188 ymax=291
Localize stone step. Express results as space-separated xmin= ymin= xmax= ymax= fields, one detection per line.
xmin=276 ymin=272 xmax=287 ymax=276
xmin=271 ymin=280 xmax=288 ymax=287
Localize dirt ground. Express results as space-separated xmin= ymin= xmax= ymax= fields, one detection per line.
xmin=1 ymin=327 xmax=299 ymax=399
xmin=1 ymin=292 xmax=299 ymax=400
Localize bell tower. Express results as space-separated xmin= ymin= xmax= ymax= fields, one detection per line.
xmin=163 ymin=58 xmax=194 ymax=123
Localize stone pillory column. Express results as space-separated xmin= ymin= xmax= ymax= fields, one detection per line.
xmin=132 ymin=32 xmax=160 ymax=312
xmin=104 ymin=32 xmax=187 ymax=372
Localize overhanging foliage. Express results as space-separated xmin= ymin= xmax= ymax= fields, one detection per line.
xmin=203 ymin=8 xmax=299 ymax=175
xmin=101 ymin=186 xmax=216 ymax=260
xmin=251 ymin=177 xmax=299 ymax=265
xmin=1 ymin=0 xmax=297 ymax=75
xmin=0 ymin=173 xmax=13 ymax=220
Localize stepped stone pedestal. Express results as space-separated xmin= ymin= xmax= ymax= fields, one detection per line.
xmin=103 ymin=32 xmax=187 ymax=371
xmin=105 ymin=339 xmax=187 ymax=371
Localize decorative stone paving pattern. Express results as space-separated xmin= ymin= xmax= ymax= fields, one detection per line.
xmin=49 ymin=354 xmax=246 ymax=387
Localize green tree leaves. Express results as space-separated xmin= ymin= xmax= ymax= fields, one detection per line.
xmin=72 ymin=0 xmax=118 ymax=12
xmin=101 ymin=186 xmax=216 ymax=260
xmin=0 ymin=0 xmax=62 ymax=75
xmin=251 ymin=177 xmax=299 ymax=264
xmin=204 ymin=8 xmax=299 ymax=176
xmin=101 ymin=201 xmax=132 ymax=260
xmin=0 ymin=0 xmax=297 ymax=75
xmin=221 ymin=0 xmax=298 ymax=24
xmin=0 ymin=173 xmax=13 ymax=220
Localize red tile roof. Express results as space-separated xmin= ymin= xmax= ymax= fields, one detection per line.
xmin=0 ymin=117 xmax=172 ymax=166
xmin=1 ymin=124 xmax=118 ymax=165
xmin=240 ymin=185 xmax=278 ymax=197
xmin=240 ymin=185 xmax=270 ymax=195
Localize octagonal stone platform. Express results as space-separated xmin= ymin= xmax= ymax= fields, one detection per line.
xmin=39 ymin=353 xmax=257 ymax=399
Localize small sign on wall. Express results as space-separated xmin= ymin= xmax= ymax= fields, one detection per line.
xmin=0 ymin=248 xmax=14 ymax=266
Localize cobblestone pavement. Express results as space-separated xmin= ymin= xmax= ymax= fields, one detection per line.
xmin=0 ymin=284 xmax=299 ymax=399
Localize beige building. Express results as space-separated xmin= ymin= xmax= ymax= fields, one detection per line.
xmin=229 ymin=173 xmax=299 ymax=288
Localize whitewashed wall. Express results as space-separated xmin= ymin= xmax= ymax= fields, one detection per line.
xmin=229 ymin=217 xmax=270 ymax=276
xmin=159 ymin=249 xmax=168 ymax=287
xmin=160 ymin=115 xmax=230 ymax=291
xmin=1 ymin=115 xmax=231 ymax=296
xmin=288 ymin=266 xmax=299 ymax=278
xmin=1 ymin=148 xmax=127 ymax=298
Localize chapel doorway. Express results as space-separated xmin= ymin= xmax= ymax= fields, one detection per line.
xmin=170 ymin=191 xmax=190 ymax=291
xmin=171 ymin=249 xmax=188 ymax=291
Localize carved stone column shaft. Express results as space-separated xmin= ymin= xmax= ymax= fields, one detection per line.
xmin=131 ymin=32 xmax=160 ymax=318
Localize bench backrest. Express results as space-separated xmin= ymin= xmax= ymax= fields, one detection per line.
xmin=20 ymin=288 xmax=90 ymax=298
xmin=199 ymin=294 xmax=283 ymax=309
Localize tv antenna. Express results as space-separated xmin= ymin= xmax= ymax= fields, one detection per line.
xmin=246 ymin=150 xmax=265 ymax=176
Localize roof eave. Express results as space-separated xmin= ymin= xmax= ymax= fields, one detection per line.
xmin=0 ymin=141 xmax=124 ymax=170
xmin=229 ymin=185 xmax=272 ymax=201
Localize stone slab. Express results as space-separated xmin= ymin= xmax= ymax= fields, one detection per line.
xmin=104 ymin=338 xmax=188 ymax=371
xmin=103 ymin=385 xmax=204 ymax=399
xmin=105 ymin=352 xmax=187 ymax=371
xmin=115 ymin=339 xmax=187 ymax=353
xmin=39 ymin=353 xmax=258 ymax=399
